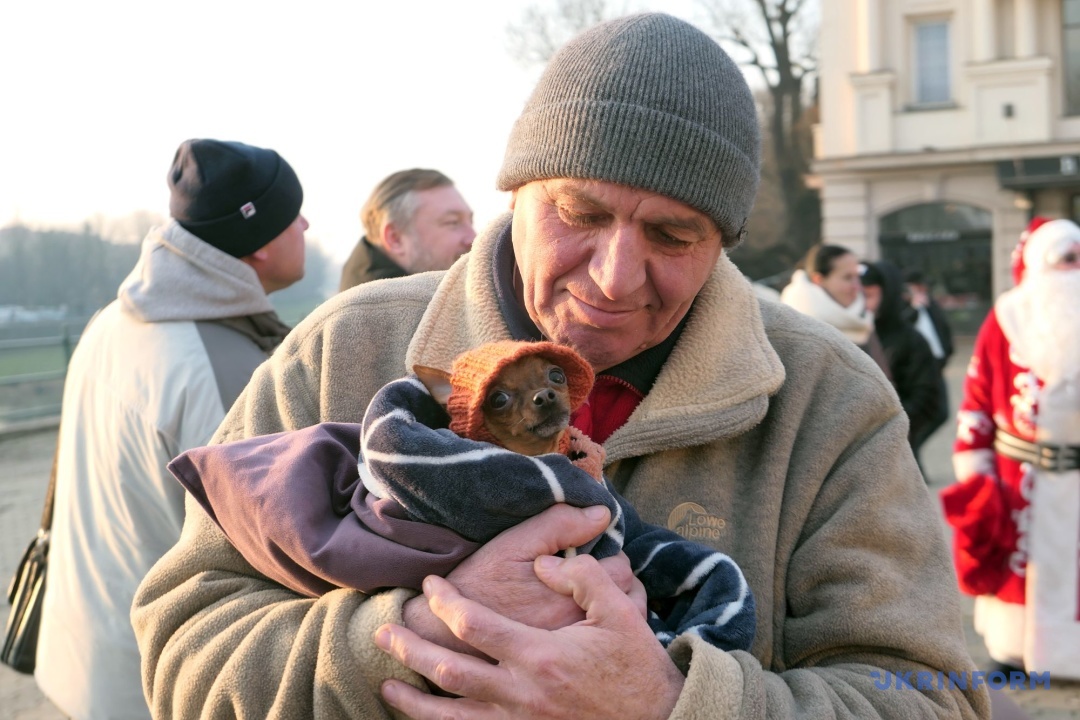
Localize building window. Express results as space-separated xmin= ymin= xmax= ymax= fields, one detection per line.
xmin=913 ymin=20 xmax=951 ymax=105
xmin=1067 ymin=0 xmax=1080 ymax=115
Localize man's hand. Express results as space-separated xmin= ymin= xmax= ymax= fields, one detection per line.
xmin=377 ymin=555 xmax=684 ymax=720
xmin=402 ymin=504 xmax=646 ymax=656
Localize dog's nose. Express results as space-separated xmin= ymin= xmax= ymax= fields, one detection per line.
xmin=533 ymin=389 xmax=556 ymax=406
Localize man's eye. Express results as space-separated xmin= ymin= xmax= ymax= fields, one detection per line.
xmin=549 ymin=368 xmax=566 ymax=384
xmin=487 ymin=391 xmax=510 ymax=409
xmin=558 ymin=207 xmax=603 ymax=227
xmin=653 ymin=229 xmax=692 ymax=249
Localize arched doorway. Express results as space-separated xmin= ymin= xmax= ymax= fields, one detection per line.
xmin=878 ymin=202 xmax=993 ymax=333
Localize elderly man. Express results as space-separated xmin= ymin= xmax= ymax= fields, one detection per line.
xmin=133 ymin=15 xmax=986 ymax=719
xmin=338 ymin=168 xmax=476 ymax=291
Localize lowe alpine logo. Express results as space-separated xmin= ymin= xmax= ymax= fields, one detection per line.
xmin=667 ymin=502 xmax=726 ymax=541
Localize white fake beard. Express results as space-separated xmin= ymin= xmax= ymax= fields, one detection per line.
xmin=1017 ymin=271 xmax=1080 ymax=384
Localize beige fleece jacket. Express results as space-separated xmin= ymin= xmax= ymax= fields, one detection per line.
xmin=132 ymin=214 xmax=989 ymax=719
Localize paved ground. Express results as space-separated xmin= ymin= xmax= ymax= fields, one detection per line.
xmin=1 ymin=336 xmax=1079 ymax=719
xmin=1 ymin=428 xmax=64 ymax=720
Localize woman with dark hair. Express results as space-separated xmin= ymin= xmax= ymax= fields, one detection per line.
xmin=780 ymin=244 xmax=890 ymax=376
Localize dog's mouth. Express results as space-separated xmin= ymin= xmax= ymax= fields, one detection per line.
xmin=527 ymin=410 xmax=570 ymax=439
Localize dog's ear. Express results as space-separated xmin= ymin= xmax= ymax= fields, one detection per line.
xmin=413 ymin=365 xmax=453 ymax=407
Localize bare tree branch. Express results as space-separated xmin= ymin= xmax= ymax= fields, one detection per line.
xmin=503 ymin=0 xmax=823 ymax=274
xmin=506 ymin=0 xmax=625 ymax=66
xmin=695 ymin=0 xmax=822 ymax=266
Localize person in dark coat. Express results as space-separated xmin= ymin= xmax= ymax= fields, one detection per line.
xmin=339 ymin=168 xmax=476 ymax=291
xmin=861 ymin=260 xmax=941 ymax=469
xmin=903 ymin=269 xmax=954 ymax=449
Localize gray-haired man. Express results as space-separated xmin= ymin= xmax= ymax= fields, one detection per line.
xmin=338 ymin=168 xmax=475 ymax=291
xmin=133 ymin=15 xmax=987 ymax=719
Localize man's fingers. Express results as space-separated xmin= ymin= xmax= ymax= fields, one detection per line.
xmin=381 ymin=679 xmax=494 ymax=720
xmin=596 ymin=552 xmax=635 ymax=594
xmin=533 ymin=554 xmax=644 ymax=624
xmin=597 ymin=552 xmax=648 ymax=619
xmin=496 ymin=503 xmax=611 ymax=559
xmin=374 ymin=617 xmax=504 ymax=698
xmin=422 ymin=575 xmax=540 ymax=665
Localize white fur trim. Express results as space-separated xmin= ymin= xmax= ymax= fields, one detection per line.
xmin=974 ymin=595 xmax=1025 ymax=666
xmin=780 ymin=270 xmax=873 ymax=344
xmin=953 ymin=448 xmax=996 ymax=481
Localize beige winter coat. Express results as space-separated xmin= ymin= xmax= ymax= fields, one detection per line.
xmin=132 ymin=215 xmax=988 ymax=719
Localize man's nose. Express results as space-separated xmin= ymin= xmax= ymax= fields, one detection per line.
xmin=463 ymin=225 xmax=477 ymax=248
xmin=590 ymin=224 xmax=647 ymax=300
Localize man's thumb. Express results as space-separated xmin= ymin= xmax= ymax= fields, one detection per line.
xmin=510 ymin=503 xmax=611 ymax=557
xmin=533 ymin=554 xmax=630 ymax=620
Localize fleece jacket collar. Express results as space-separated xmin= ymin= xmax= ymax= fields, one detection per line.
xmin=405 ymin=213 xmax=785 ymax=463
xmin=118 ymin=221 xmax=275 ymax=323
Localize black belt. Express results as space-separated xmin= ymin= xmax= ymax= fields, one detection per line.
xmin=994 ymin=430 xmax=1080 ymax=472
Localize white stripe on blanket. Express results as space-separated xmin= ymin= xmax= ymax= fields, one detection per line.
xmin=359 ymin=375 xmax=757 ymax=652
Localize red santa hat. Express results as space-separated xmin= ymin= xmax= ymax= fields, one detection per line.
xmin=1011 ymin=216 xmax=1051 ymax=285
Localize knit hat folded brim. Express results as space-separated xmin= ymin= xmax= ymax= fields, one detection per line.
xmin=447 ymin=341 xmax=595 ymax=444
xmin=499 ymin=99 xmax=758 ymax=244
xmin=169 ymin=139 xmax=304 ymax=258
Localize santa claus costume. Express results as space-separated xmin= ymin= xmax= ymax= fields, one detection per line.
xmin=942 ymin=217 xmax=1080 ymax=678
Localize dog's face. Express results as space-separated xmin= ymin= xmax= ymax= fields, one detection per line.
xmin=482 ymin=355 xmax=571 ymax=456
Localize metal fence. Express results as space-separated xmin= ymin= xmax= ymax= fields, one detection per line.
xmin=0 ymin=318 xmax=89 ymax=426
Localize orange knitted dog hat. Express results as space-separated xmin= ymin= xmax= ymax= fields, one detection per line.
xmin=446 ymin=340 xmax=594 ymax=444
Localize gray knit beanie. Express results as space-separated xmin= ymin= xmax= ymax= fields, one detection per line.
xmin=498 ymin=13 xmax=761 ymax=247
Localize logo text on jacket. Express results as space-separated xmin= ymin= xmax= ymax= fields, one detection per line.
xmin=667 ymin=502 xmax=726 ymax=541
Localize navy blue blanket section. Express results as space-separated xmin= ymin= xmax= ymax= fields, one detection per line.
xmin=360 ymin=377 xmax=756 ymax=651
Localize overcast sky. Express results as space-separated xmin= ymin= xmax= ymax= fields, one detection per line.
xmin=0 ymin=0 xmax=709 ymax=263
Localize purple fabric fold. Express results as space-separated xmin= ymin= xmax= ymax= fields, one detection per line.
xmin=169 ymin=422 xmax=479 ymax=596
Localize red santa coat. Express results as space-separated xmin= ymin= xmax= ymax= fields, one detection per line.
xmin=945 ymin=309 xmax=1035 ymax=603
xmin=944 ymin=304 xmax=1080 ymax=676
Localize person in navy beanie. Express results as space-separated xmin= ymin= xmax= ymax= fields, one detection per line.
xmin=169 ymin=139 xmax=304 ymax=260
xmin=35 ymin=138 xmax=307 ymax=720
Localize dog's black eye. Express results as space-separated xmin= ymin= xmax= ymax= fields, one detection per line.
xmin=488 ymin=390 xmax=510 ymax=409
xmin=549 ymin=368 xmax=566 ymax=384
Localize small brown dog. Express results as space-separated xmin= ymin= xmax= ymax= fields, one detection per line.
xmin=414 ymin=340 xmax=604 ymax=479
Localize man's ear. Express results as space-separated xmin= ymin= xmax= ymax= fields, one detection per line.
xmin=382 ymin=222 xmax=409 ymax=265
xmin=509 ymin=189 xmax=518 ymax=211
xmin=413 ymin=365 xmax=453 ymax=407
xmin=239 ymin=246 xmax=270 ymax=274
xmin=382 ymin=222 xmax=401 ymax=249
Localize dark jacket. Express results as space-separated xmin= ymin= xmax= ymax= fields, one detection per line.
xmin=926 ymin=297 xmax=954 ymax=362
xmin=869 ymin=260 xmax=941 ymax=444
xmin=338 ymin=237 xmax=406 ymax=292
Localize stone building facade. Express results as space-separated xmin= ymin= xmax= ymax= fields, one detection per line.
xmin=814 ymin=0 xmax=1080 ymax=329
